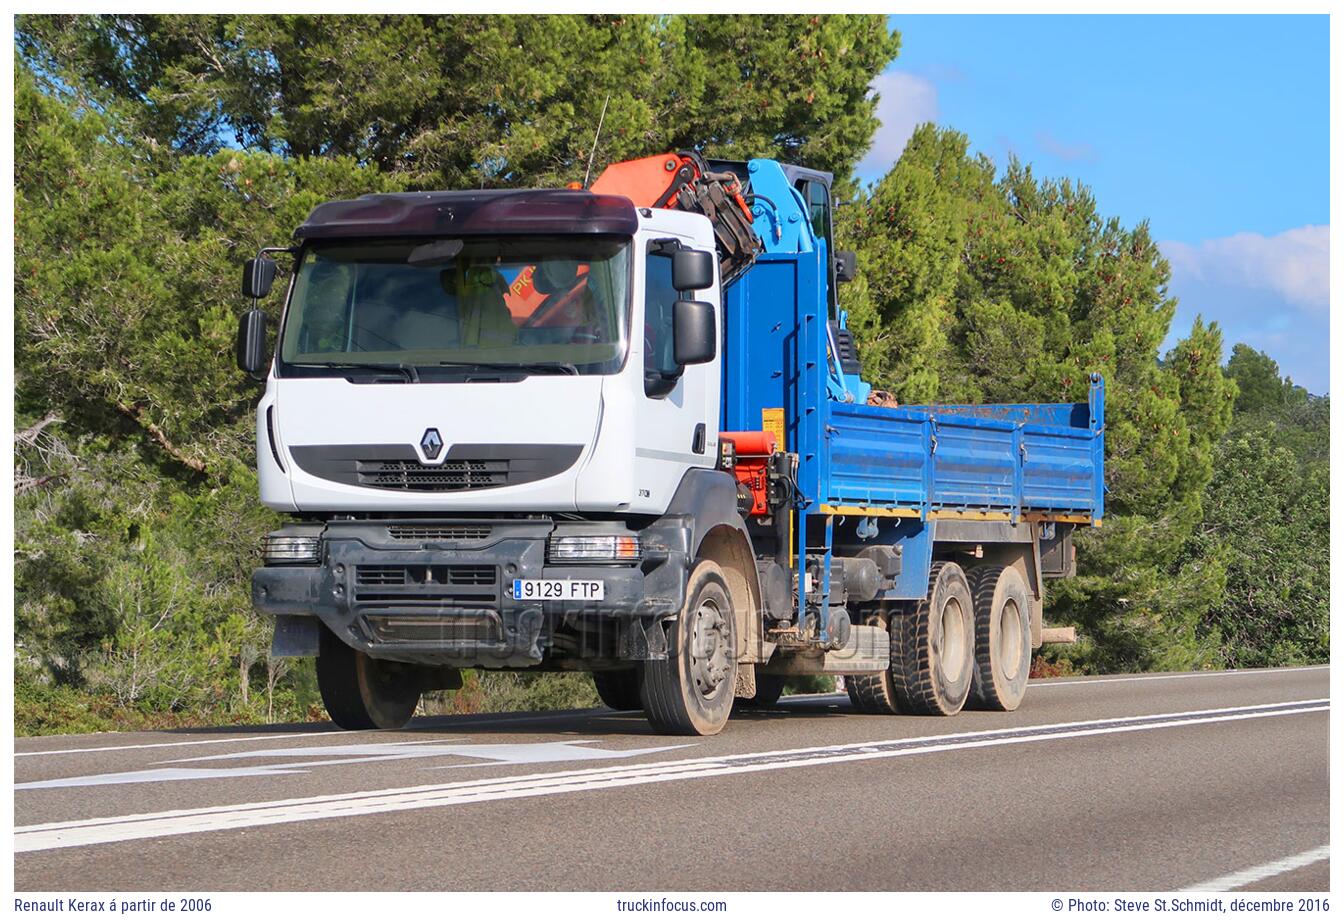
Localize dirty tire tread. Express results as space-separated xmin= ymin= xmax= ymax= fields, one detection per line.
xmin=592 ymin=669 xmax=643 ymax=711
xmin=890 ymin=561 xmax=973 ymax=716
xmin=966 ymin=565 xmax=1006 ymax=711
xmin=966 ymin=564 xmax=1031 ymax=711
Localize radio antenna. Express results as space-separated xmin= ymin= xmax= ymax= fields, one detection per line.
xmin=582 ymin=94 xmax=611 ymax=189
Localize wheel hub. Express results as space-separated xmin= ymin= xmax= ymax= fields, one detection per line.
xmin=936 ymin=596 xmax=967 ymax=683
xmin=999 ymin=598 xmax=1024 ymax=680
xmin=689 ymin=600 xmax=731 ymax=697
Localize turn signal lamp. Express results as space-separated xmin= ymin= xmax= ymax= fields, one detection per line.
xmin=547 ymin=534 xmax=643 ymax=564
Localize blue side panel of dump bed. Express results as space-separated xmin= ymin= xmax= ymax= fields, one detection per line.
xmin=720 ymin=166 xmax=1105 ymax=525
xmin=822 ymin=383 xmax=1104 ymax=521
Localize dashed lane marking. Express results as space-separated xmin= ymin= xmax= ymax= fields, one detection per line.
xmin=1180 ymin=844 xmax=1329 ymax=891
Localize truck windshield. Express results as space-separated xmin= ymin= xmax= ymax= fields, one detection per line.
xmin=278 ymin=236 xmax=630 ymax=379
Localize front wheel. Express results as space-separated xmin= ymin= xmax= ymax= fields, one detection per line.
xmin=641 ymin=561 xmax=739 ymax=735
xmin=316 ymin=626 xmax=420 ymax=730
xmin=592 ymin=668 xmax=643 ymax=710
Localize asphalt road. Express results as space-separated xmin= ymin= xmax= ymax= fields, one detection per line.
xmin=14 ymin=665 xmax=1329 ymax=891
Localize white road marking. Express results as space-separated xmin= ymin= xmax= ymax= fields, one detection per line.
xmin=1032 ymin=665 xmax=1330 ymax=689
xmin=1181 ymin=845 xmax=1330 ymax=891
xmin=13 ymin=730 xmax=375 ymax=758
xmin=17 ymin=741 xmax=693 ymax=790
xmin=14 ymin=698 xmax=1326 ymax=853
xmin=11 ymin=709 xmax=604 ymax=757
xmin=781 ymin=665 xmax=1330 ymax=704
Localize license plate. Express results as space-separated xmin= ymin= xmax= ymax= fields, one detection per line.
xmin=511 ymin=579 xmax=605 ymax=601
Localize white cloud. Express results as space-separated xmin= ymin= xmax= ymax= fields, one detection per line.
xmin=1035 ymin=130 xmax=1098 ymax=163
xmin=1161 ymin=225 xmax=1330 ymax=314
xmin=855 ymin=70 xmax=939 ymax=180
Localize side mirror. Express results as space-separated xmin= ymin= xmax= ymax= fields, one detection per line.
xmin=243 ymin=256 xmax=279 ymax=299
xmin=235 ymin=309 xmax=269 ymax=378
xmin=673 ymin=300 xmax=716 ymax=366
xmin=835 ymin=250 xmax=857 ymax=284
xmin=672 ymin=250 xmax=715 ymax=292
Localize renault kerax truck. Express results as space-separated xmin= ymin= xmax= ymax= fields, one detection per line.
xmin=239 ymin=152 xmax=1104 ymax=735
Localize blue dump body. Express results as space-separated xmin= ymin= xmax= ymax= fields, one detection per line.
xmin=720 ymin=160 xmax=1104 ymax=616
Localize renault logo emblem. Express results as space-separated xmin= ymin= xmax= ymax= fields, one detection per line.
xmin=420 ymin=428 xmax=444 ymax=460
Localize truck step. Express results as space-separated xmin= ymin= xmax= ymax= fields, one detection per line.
xmin=759 ymin=625 xmax=890 ymax=676
xmin=1040 ymin=626 xmax=1078 ymax=645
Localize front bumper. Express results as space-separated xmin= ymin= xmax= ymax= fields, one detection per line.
xmin=252 ymin=518 xmax=687 ymax=667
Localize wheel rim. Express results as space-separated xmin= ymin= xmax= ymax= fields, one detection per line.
xmin=688 ymin=597 xmax=731 ymax=700
xmin=998 ymin=598 xmax=1024 ymax=681
xmin=938 ymin=596 xmax=967 ymax=684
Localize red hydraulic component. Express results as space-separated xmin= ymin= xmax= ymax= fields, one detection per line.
xmin=592 ymin=151 xmax=762 ymax=285
xmin=719 ymin=430 xmax=778 ymax=517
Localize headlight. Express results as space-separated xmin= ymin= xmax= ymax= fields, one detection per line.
xmin=547 ymin=534 xmax=642 ymax=564
xmin=263 ymin=532 xmax=321 ymax=564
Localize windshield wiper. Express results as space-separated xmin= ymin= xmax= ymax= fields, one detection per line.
xmin=294 ymin=361 xmax=420 ymax=382
xmin=436 ymin=361 xmax=579 ymax=376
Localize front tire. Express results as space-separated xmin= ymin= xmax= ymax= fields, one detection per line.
xmin=965 ymin=565 xmax=1032 ymax=711
xmin=316 ymin=626 xmax=420 ymax=730
xmin=592 ymin=668 xmax=643 ymax=710
xmin=641 ymin=561 xmax=739 ymax=735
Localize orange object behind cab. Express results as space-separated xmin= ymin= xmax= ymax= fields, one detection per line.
xmin=720 ymin=431 xmax=778 ymax=517
xmin=590 ymin=153 xmax=687 ymax=207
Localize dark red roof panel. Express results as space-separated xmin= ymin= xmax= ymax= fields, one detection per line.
xmin=295 ymin=189 xmax=639 ymax=240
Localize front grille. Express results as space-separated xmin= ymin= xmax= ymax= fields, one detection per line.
xmin=352 ymin=563 xmax=499 ymax=615
xmin=290 ymin=443 xmax=583 ymax=492
xmin=356 ymin=459 xmax=508 ymax=492
xmin=356 ymin=564 xmax=496 ymax=587
xmin=387 ymin=525 xmax=492 ymax=542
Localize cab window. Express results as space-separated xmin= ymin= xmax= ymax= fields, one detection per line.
xmin=643 ymin=251 xmax=680 ymax=397
xmin=797 ymin=179 xmax=832 ymax=242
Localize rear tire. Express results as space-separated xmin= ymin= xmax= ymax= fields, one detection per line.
xmin=890 ymin=561 xmax=975 ymax=716
xmin=846 ymin=609 xmax=902 ymax=714
xmin=316 ymin=626 xmax=420 ymax=730
xmin=965 ymin=565 xmax=1032 ymax=711
xmin=737 ymin=671 xmax=787 ymax=709
xmin=592 ymin=669 xmax=643 ymax=710
xmin=641 ymin=561 xmax=738 ymax=735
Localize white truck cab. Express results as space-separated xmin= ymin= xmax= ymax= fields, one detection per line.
xmin=256 ymin=203 xmax=721 ymax=516
xmin=243 ymin=189 xmax=754 ymax=736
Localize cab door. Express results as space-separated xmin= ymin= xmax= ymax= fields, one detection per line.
xmin=629 ymin=237 xmax=720 ymax=513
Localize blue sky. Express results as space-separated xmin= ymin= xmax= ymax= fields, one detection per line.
xmin=857 ymin=15 xmax=1330 ymax=394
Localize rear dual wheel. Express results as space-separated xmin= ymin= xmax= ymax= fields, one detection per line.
xmin=736 ymin=671 xmax=787 ymax=710
xmin=847 ymin=561 xmax=976 ymax=716
xmin=965 ymin=565 xmax=1032 ymax=711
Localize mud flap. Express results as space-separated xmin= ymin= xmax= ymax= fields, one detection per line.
xmin=271 ymin=614 xmax=321 ymax=658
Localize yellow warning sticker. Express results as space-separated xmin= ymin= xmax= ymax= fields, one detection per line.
xmin=762 ymin=407 xmax=785 ymax=450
